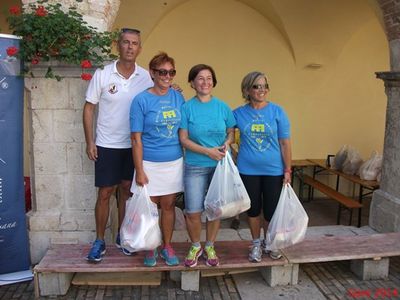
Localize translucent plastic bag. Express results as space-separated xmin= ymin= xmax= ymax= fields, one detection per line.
xmin=265 ymin=184 xmax=309 ymax=251
xmin=359 ymin=151 xmax=382 ymax=181
xmin=204 ymin=152 xmax=251 ymax=221
xmin=333 ymin=145 xmax=348 ymax=170
xmin=120 ymin=185 xmax=161 ymax=252
xmin=342 ymin=146 xmax=363 ymax=175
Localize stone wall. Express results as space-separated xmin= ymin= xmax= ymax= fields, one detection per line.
xmin=21 ymin=0 xmax=120 ymax=31
xmin=25 ymin=65 xmax=100 ymax=263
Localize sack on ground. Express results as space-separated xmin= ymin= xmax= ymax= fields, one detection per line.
xmin=120 ymin=185 xmax=161 ymax=252
xmin=205 ymin=151 xmax=251 ymax=221
xmin=265 ymin=184 xmax=309 ymax=251
xmin=342 ymin=146 xmax=363 ymax=175
xmin=359 ymin=151 xmax=382 ymax=181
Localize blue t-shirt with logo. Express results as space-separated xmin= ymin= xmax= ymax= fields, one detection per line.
xmin=180 ymin=96 xmax=236 ymax=167
xmin=233 ymin=102 xmax=290 ymax=175
xmin=130 ymin=88 xmax=185 ymax=162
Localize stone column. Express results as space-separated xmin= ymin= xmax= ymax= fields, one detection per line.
xmin=370 ymin=1 xmax=400 ymax=232
xmin=22 ymin=0 xmax=121 ymax=264
xmin=370 ymin=72 xmax=400 ymax=232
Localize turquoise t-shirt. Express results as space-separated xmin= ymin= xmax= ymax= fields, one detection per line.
xmin=233 ymin=102 xmax=290 ymax=175
xmin=130 ymin=88 xmax=185 ymax=162
xmin=180 ymin=96 xmax=236 ymax=167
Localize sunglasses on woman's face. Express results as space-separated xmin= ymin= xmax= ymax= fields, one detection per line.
xmin=153 ymin=69 xmax=176 ymax=77
xmin=252 ymin=84 xmax=269 ymax=90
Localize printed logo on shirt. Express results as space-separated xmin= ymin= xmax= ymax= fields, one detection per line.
xmin=108 ymin=83 xmax=118 ymax=94
xmin=244 ymin=120 xmax=273 ymax=152
xmin=156 ymin=106 xmax=181 ymax=138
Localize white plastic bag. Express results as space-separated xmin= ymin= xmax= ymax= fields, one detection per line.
xmin=359 ymin=151 xmax=382 ymax=181
xmin=204 ymin=152 xmax=251 ymax=221
xmin=333 ymin=145 xmax=349 ymax=170
xmin=342 ymin=146 xmax=363 ymax=175
xmin=265 ymin=184 xmax=309 ymax=251
xmin=120 ymin=185 xmax=162 ymax=252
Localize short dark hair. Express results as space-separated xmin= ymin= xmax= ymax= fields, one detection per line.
xmin=149 ymin=52 xmax=175 ymax=71
xmin=187 ymin=64 xmax=217 ymax=87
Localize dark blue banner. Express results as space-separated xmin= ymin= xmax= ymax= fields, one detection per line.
xmin=0 ymin=34 xmax=30 ymax=274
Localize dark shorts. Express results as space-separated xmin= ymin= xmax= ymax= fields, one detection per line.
xmin=240 ymin=174 xmax=283 ymax=221
xmin=95 ymin=146 xmax=134 ymax=187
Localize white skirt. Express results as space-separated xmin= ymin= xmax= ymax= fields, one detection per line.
xmin=130 ymin=157 xmax=184 ymax=196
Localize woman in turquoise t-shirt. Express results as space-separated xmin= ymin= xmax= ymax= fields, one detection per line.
xmin=179 ymin=64 xmax=236 ymax=267
xmin=233 ymin=71 xmax=292 ymax=263
xmin=130 ymin=52 xmax=184 ymax=267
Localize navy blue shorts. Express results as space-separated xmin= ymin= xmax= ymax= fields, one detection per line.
xmin=95 ymin=146 xmax=134 ymax=187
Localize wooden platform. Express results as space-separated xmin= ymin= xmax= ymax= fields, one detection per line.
xmin=34 ymin=233 xmax=400 ymax=297
xmin=72 ymin=272 xmax=162 ymax=286
xmin=281 ymin=232 xmax=400 ymax=263
xmin=34 ymin=241 xmax=287 ymax=274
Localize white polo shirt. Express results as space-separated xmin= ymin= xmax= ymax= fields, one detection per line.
xmin=86 ymin=60 xmax=153 ymax=148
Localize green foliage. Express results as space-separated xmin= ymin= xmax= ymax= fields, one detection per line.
xmin=5 ymin=0 xmax=118 ymax=79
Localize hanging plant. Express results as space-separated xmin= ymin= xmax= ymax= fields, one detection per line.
xmin=4 ymin=0 xmax=118 ymax=81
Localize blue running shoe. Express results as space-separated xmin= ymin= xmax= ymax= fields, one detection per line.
xmin=144 ymin=249 xmax=158 ymax=267
xmin=160 ymin=245 xmax=179 ymax=266
xmin=86 ymin=239 xmax=106 ymax=263
xmin=115 ymin=233 xmax=134 ymax=256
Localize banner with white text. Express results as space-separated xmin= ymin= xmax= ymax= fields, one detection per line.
xmin=0 ymin=34 xmax=30 ymax=275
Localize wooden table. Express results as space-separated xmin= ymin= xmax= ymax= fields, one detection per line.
xmin=307 ymin=159 xmax=379 ymax=227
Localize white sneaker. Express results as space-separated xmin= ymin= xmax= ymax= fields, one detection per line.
xmin=269 ymin=250 xmax=283 ymax=260
xmin=248 ymin=245 xmax=262 ymax=263
xmin=262 ymin=240 xmax=282 ymax=259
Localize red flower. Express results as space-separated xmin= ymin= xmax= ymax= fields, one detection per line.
xmin=35 ymin=6 xmax=47 ymax=17
xmin=9 ymin=6 xmax=21 ymax=15
xmin=6 ymin=46 xmax=18 ymax=56
xmin=31 ymin=58 xmax=40 ymax=65
xmin=81 ymin=60 xmax=92 ymax=68
xmin=81 ymin=73 xmax=92 ymax=81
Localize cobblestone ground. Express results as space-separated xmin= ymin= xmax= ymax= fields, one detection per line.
xmin=302 ymin=257 xmax=400 ymax=300
xmin=1 ymin=256 xmax=399 ymax=300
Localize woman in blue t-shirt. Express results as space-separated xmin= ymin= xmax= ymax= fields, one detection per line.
xmin=233 ymin=71 xmax=292 ymax=263
xmin=130 ymin=52 xmax=184 ymax=267
xmin=179 ymin=64 xmax=236 ymax=267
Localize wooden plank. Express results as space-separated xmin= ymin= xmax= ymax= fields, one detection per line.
xmin=72 ymin=272 xmax=161 ymax=286
xmin=281 ymin=233 xmax=400 ymax=263
xmin=201 ymin=268 xmax=257 ymax=277
xmin=303 ymin=175 xmax=362 ymax=208
xmin=34 ymin=241 xmax=287 ymax=273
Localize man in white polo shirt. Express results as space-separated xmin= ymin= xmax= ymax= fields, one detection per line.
xmin=83 ymin=28 xmax=153 ymax=262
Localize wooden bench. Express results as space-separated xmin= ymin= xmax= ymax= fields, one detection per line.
xmin=302 ymin=174 xmax=362 ymax=225
xmin=281 ymin=232 xmax=400 ymax=280
xmin=33 ymin=232 xmax=400 ymax=297
xmin=33 ymin=241 xmax=291 ymax=297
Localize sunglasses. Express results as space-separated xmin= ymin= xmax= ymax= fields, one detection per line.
xmin=153 ymin=69 xmax=176 ymax=77
xmin=252 ymin=84 xmax=269 ymax=90
xmin=121 ymin=28 xmax=141 ymax=34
